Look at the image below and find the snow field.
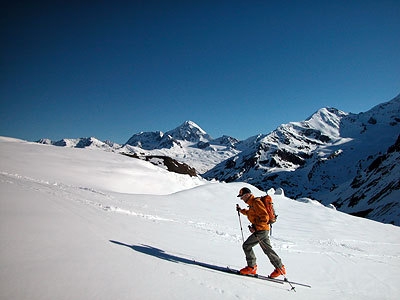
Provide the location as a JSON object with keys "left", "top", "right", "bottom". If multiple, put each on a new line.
{"left": 1, "top": 137, "right": 400, "bottom": 300}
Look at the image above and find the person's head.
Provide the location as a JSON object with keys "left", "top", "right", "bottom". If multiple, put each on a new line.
{"left": 237, "top": 187, "right": 252, "bottom": 202}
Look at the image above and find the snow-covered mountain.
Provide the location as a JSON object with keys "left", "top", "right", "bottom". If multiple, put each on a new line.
{"left": 125, "top": 121, "right": 213, "bottom": 149}
{"left": 120, "top": 121, "right": 240, "bottom": 173}
{"left": 36, "top": 95, "right": 400, "bottom": 225}
{"left": 38, "top": 121, "right": 239, "bottom": 174}
{"left": 37, "top": 136, "right": 121, "bottom": 151}
{"left": 204, "top": 95, "right": 400, "bottom": 225}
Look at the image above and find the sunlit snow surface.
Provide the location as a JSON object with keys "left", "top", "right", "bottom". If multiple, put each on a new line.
{"left": 1, "top": 137, "right": 399, "bottom": 300}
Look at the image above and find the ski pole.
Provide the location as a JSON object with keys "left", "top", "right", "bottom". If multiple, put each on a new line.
{"left": 236, "top": 204, "right": 245, "bottom": 244}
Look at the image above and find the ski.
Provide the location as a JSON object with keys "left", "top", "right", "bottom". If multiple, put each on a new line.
{"left": 193, "top": 260, "right": 280, "bottom": 283}
{"left": 280, "top": 278, "right": 311, "bottom": 288}
{"left": 225, "top": 267, "right": 284, "bottom": 284}
{"left": 193, "top": 261, "right": 311, "bottom": 288}
{"left": 226, "top": 267, "right": 311, "bottom": 288}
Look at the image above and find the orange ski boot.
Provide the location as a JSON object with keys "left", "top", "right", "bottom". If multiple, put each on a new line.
{"left": 239, "top": 265, "right": 257, "bottom": 275}
{"left": 269, "top": 265, "right": 286, "bottom": 278}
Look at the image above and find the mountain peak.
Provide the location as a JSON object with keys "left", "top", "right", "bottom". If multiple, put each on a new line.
{"left": 183, "top": 120, "right": 203, "bottom": 129}
{"left": 165, "top": 120, "right": 212, "bottom": 143}
{"left": 303, "top": 107, "right": 347, "bottom": 137}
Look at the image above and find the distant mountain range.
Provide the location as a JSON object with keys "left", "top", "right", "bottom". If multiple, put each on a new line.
{"left": 37, "top": 95, "right": 400, "bottom": 225}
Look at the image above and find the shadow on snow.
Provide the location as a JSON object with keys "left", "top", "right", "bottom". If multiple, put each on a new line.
{"left": 109, "top": 240, "right": 231, "bottom": 273}
{"left": 109, "top": 240, "right": 295, "bottom": 290}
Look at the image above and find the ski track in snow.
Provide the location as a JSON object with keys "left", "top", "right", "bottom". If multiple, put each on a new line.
{"left": 0, "top": 171, "right": 242, "bottom": 243}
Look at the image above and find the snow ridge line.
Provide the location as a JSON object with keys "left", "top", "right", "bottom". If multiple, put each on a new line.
{"left": 0, "top": 171, "right": 107, "bottom": 196}
{"left": 103, "top": 205, "right": 176, "bottom": 222}
{"left": 0, "top": 171, "right": 113, "bottom": 207}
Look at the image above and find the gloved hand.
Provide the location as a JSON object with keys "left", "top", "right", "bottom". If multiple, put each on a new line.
{"left": 236, "top": 204, "right": 241, "bottom": 212}
{"left": 248, "top": 224, "right": 256, "bottom": 233}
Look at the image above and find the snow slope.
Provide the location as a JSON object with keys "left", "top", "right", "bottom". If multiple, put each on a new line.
{"left": 1, "top": 137, "right": 400, "bottom": 300}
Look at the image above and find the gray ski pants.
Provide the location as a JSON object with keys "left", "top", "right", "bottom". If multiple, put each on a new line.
{"left": 243, "top": 230, "right": 283, "bottom": 269}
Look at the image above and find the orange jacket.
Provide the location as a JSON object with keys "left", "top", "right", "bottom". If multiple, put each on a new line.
{"left": 239, "top": 195, "right": 270, "bottom": 231}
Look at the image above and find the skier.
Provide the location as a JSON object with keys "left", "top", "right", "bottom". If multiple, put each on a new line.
{"left": 236, "top": 187, "right": 286, "bottom": 278}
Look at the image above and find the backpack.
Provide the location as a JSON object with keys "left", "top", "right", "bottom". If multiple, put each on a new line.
{"left": 260, "top": 195, "right": 277, "bottom": 224}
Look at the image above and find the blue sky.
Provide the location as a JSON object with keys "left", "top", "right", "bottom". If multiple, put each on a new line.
{"left": 1, "top": 0, "right": 399, "bottom": 144}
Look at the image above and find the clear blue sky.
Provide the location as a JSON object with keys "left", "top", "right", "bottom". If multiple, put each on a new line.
{"left": 1, "top": 0, "right": 399, "bottom": 143}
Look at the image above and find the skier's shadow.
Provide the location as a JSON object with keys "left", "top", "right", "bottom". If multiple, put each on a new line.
{"left": 109, "top": 240, "right": 228, "bottom": 273}
{"left": 109, "top": 240, "right": 288, "bottom": 291}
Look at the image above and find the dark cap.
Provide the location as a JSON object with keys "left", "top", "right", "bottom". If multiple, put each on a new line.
{"left": 237, "top": 187, "right": 251, "bottom": 197}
